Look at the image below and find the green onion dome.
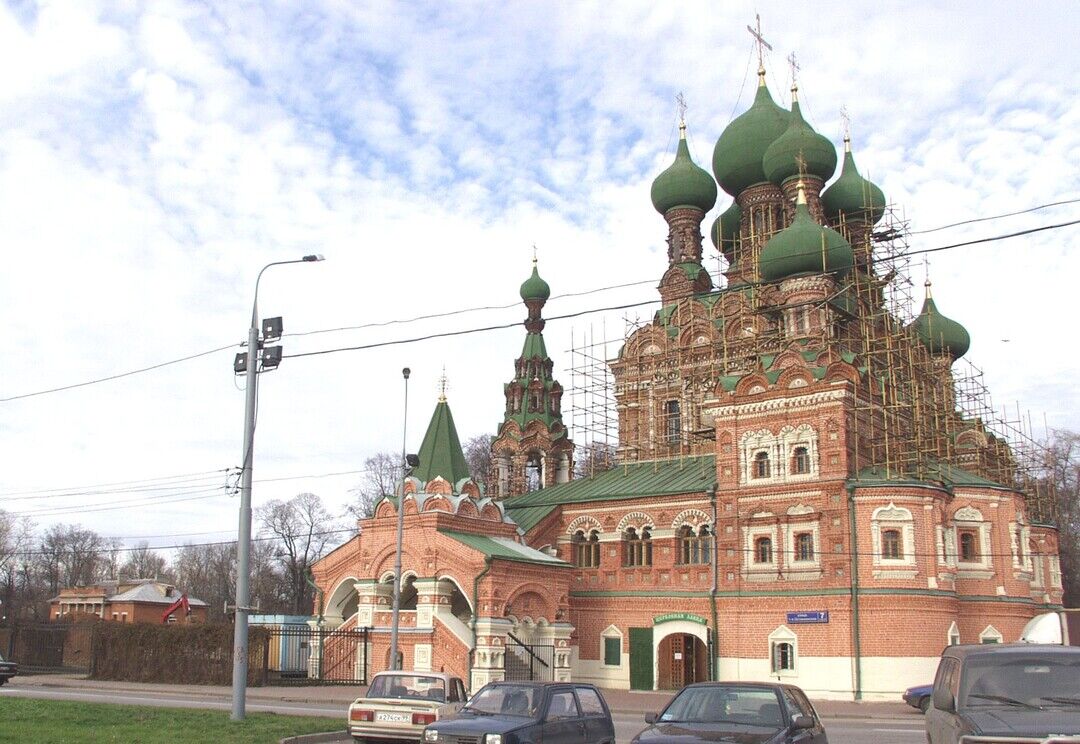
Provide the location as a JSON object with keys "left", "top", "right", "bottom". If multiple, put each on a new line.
{"left": 712, "top": 72, "right": 791, "bottom": 197}
{"left": 520, "top": 259, "right": 551, "bottom": 301}
{"left": 821, "top": 137, "right": 886, "bottom": 224}
{"left": 908, "top": 283, "right": 970, "bottom": 359}
{"left": 760, "top": 185, "right": 854, "bottom": 282}
{"left": 710, "top": 201, "right": 742, "bottom": 259}
{"left": 762, "top": 92, "right": 837, "bottom": 185}
{"left": 650, "top": 125, "right": 718, "bottom": 215}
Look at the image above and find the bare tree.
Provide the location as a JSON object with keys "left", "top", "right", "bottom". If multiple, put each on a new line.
{"left": 37, "top": 524, "right": 110, "bottom": 596}
{"left": 464, "top": 434, "right": 493, "bottom": 491}
{"left": 348, "top": 452, "right": 400, "bottom": 519}
{"left": 172, "top": 542, "right": 236, "bottom": 622}
{"left": 575, "top": 441, "right": 616, "bottom": 479}
{"left": 256, "top": 492, "right": 339, "bottom": 615}
{"left": 250, "top": 538, "right": 288, "bottom": 615}
{"left": 1043, "top": 429, "right": 1080, "bottom": 607}
{"left": 121, "top": 541, "right": 171, "bottom": 582}
{"left": 0, "top": 511, "right": 34, "bottom": 622}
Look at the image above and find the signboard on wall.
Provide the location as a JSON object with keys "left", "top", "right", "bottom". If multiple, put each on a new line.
{"left": 654, "top": 612, "right": 708, "bottom": 626}
{"left": 786, "top": 611, "right": 829, "bottom": 624}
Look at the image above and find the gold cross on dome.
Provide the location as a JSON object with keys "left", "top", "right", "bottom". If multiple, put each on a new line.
{"left": 788, "top": 52, "right": 800, "bottom": 90}
{"left": 438, "top": 367, "right": 449, "bottom": 402}
{"left": 676, "top": 92, "right": 687, "bottom": 127}
{"left": 747, "top": 13, "right": 773, "bottom": 72}
{"left": 840, "top": 105, "right": 851, "bottom": 141}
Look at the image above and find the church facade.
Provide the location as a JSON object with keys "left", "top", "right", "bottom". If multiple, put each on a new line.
{"left": 311, "top": 61, "right": 1064, "bottom": 699}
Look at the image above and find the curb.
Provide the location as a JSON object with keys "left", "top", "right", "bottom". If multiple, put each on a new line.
{"left": 280, "top": 732, "right": 349, "bottom": 744}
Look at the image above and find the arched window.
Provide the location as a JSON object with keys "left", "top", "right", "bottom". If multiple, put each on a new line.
{"left": 572, "top": 529, "right": 600, "bottom": 568}
{"left": 664, "top": 400, "right": 681, "bottom": 445}
{"left": 772, "top": 642, "right": 795, "bottom": 672}
{"left": 790, "top": 446, "right": 810, "bottom": 475}
{"left": 676, "top": 525, "right": 712, "bottom": 565}
{"left": 623, "top": 526, "right": 653, "bottom": 567}
{"left": 882, "top": 529, "right": 902, "bottom": 560}
{"left": 753, "top": 451, "right": 770, "bottom": 479}
{"left": 755, "top": 536, "right": 773, "bottom": 564}
{"left": 795, "top": 533, "right": 814, "bottom": 561}
{"left": 959, "top": 530, "right": 978, "bottom": 562}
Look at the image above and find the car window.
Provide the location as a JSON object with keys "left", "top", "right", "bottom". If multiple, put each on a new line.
{"left": 546, "top": 690, "right": 579, "bottom": 721}
{"left": 660, "top": 686, "right": 782, "bottom": 726}
{"left": 367, "top": 674, "right": 447, "bottom": 701}
{"left": 959, "top": 653, "right": 1080, "bottom": 707}
{"left": 452, "top": 679, "right": 466, "bottom": 702}
{"left": 466, "top": 684, "right": 539, "bottom": 717}
{"left": 575, "top": 687, "right": 605, "bottom": 716}
{"left": 790, "top": 688, "right": 817, "bottom": 719}
{"left": 781, "top": 688, "right": 808, "bottom": 719}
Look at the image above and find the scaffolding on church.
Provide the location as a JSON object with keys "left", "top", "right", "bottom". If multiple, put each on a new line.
{"left": 566, "top": 321, "right": 620, "bottom": 476}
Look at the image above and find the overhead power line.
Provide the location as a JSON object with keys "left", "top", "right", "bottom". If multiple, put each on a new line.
{"left": 1, "top": 212, "right": 1077, "bottom": 403}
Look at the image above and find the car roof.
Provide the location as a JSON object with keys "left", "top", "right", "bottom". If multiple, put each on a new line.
{"left": 943, "top": 643, "right": 1080, "bottom": 659}
{"left": 682, "top": 681, "right": 788, "bottom": 690}
{"left": 370, "top": 670, "right": 459, "bottom": 681}
{"left": 487, "top": 681, "right": 596, "bottom": 688}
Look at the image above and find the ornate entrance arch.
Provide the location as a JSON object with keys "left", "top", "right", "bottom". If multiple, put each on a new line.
{"left": 654, "top": 620, "right": 709, "bottom": 690}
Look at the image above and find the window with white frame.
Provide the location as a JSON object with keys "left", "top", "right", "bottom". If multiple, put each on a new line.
{"left": 979, "top": 625, "right": 1003, "bottom": 644}
{"left": 870, "top": 503, "right": 916, "bottom": 574}
{"left": 1010, "top": 520, "right": 1033, "bottom": 573}
{"left": 743, "top": 521, "right": 778, "bottom": 578}
{"left": 740, "top": 426, "right": 819, "bottom": 486}
{"left": 601, "top": 625, "right": 623, "bottom": 667}
{"left": 752, "top": 451, "right": 771, "bottom": 479}
{"left": 1050, "top": 556, "right": 1063, "bottom": 588}
{"left": 795, "top": 532, "right": 814, "bottom": 561}
{"left": 783, "top": 506, "right": 821, "bottom": 574}
{"left": 953, "top": 506, "right": 993, "bottom": 571}
{"left": 947, "top": 621, "right": 960, "bottom": 647}
{"left": 768, "top": 626, "right": 798, "bottom": 676}
{"left": 755, "top": 536, "right": 773, "bottom": 563}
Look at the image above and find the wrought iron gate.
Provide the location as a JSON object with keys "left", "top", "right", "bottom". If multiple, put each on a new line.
{"left": 260, "top": 625, "right": 369, "bottom": 685}
{"left": 503, "top": 632, "right": 554, "bottom": 681}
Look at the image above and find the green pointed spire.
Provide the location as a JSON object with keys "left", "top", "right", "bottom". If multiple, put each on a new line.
{"left": 413, "top": 397, "right": 471, "bottom": 486}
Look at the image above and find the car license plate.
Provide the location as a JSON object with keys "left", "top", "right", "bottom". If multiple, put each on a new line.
{"left": 376, "top": 712, "right": 411, "bottom": 723}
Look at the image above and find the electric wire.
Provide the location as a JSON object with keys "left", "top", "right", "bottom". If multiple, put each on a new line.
{"left": 1, "top": 209, "right": 1076, "bottom": 403}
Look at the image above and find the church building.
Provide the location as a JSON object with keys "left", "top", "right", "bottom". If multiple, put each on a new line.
{"left": 311, "top": 52, "right": 1064, "bottom": 699}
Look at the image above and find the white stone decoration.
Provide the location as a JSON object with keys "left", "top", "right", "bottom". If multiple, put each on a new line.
{"left": 870, "top": 503, "right": 916, "bottom": 578}
{"left": 768, "top": 625, "right": 798, "bottom": 677}
{"left": 739, "top": 424, "right": 819, "bottom": 486}
{"left": 617, "top": 511, "right": 655, "bottom": 533}
{"left": 671, "top": 508, "right": 711, "bottom": 530}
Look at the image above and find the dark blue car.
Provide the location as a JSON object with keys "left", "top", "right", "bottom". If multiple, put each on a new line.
{"left": 903, "top": 684, "right": 933, "bottom": 713}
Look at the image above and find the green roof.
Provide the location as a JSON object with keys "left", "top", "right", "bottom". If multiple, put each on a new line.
{"left": 438, "top": 530, "right": 569, "bottom": 566}
{"left": 413, "top": 399, "right": 471, "bottom": 485}
{"left": 521, "top": 332, "right": 548, "bottom": 361}
{"left": 762, "top": 99, "right": 837, "bottom": 185}
{"left": 851, "top": 462, "right": 1009, "bottom": 490}
{"left": 760, "top": 200, "right": 853, "bottom": 282}
{"left": 821, "top": 145, "right": 886, "bottom": 224}
{"left": 908, "top": 293, "right": 970, "bottom": 360}
{"left": 713, "top": 76, "right": 790, "bottom": 197}
{"left": 651, "top": 134, "right": 718, "bottom": 215}
{"left": 505, "top": 455, "right": 716, "bottom": 531}
{"left": 520, "top": 262, "right": 551, "bottom": 301}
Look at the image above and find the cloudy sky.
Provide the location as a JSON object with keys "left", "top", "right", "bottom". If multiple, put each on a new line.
{"left": 2, "top": 1, "right": 1078, "bottom": 558}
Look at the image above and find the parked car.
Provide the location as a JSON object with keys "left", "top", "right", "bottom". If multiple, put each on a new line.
{"left": 0, "top": 652, "right": 17, "bottom": 685}
{"left": 903, "top": 683, "right": 934, "bottom": 713}
{"left": 632, "top": 681, "right": 828, "bottom": 744}
{"left": 423, "top": 681, "right": 615, "bottom": 744}
{"left": 925, "top": 643, "right": 1080, "bottom": 744}
{"left": 348, "top": 671, "right": 468, "bottom": 744}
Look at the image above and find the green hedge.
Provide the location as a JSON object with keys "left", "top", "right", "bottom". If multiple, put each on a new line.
{"left": 90, "top": 623, "right": 270, "bottom": 686}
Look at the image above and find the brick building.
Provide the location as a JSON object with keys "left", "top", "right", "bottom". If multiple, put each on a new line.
{"left": 312, "top": 62, "right": 1064, "bottom": 699}
{"left": 50, "top": 579, "right": 208, "bottom": 624}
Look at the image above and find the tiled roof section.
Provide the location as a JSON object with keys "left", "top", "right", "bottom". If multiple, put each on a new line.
{"left": 438, "top": 530, "right": 569, "bottom": 566}
{"left": 505, "top": 455, "right": 717, "bottom": 531}
{"left": 414, "top": 400, "right": 471, "bottom": 486}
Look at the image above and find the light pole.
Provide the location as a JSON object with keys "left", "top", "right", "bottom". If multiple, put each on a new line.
{"left": 388, "top": 367, "right": 410, "bottom": 672}
{"left": 231, "top": 254, "right": 323, "bottom": 721}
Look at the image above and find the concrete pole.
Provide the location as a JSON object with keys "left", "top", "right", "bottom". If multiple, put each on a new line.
{"left": 389, "top": 367, "right": 410, "bottom": 671}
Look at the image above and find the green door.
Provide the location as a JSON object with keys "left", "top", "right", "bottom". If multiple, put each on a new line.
{"left": 629, "top": 627, "right": 653, "bottom": 690}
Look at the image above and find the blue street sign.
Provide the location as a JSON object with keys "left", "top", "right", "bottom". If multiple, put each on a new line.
{"left": 786, "top": 611, "right": 829, "bottom": 624}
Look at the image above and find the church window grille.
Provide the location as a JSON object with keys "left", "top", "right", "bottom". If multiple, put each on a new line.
{"left": 754, "top": 536, "right": 773, "bottom": 564}
{"left": 573, "top": 529, "right": 601, "bottom": 568}
{"left": 664, "top": 400, "right": 681, "bottom": 444}
{"left": 959, "top": 530, "right": 979, "bottom": 562}
{"left": 795, "top": 533, "right": 814, "bottom": 561}
{"left": 753, "top": 451, "right": 771, "bottom": 479}
{"left": 882, "top": 529, "right": 902, "bottom": 560}
{"left": 790, "top": 446, "right": 810, "bottom": 475}
{"left": 771, "top": 642, "right": 795, "bottom": 672}
{"left": 677, "top": 525, "right": 711, "bottom": 565}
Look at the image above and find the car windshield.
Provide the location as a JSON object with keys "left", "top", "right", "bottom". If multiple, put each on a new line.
{"left": 659, "top": 687, "right": 784, "bottom": 727}
{"left": 960, "top": 654, "right": 1080, "bottom": 708}
{"left": 465, "top": 685, "right": 539, "bottom": 717}
{"left": 367, "top": 674, "right": 447, "bottom": 702}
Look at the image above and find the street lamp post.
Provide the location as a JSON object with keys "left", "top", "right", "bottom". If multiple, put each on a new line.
{"left": 388, "top": 367, "right": 411, "bottom": 672}
{"left": 231, "top": 254, "right": 323, "bottom": 721}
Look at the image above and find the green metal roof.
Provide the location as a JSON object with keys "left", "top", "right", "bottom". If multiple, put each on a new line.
{"left": 505, "top": 455, "right": 717, "bottom": 531}
{"left": 821, "top": 147, "right": 886, "bottom": 225}
{"left": 851, "top": 462, "right": 1009, "bottom": 490}
{"left": 520, "top": 262, "right": 551, "bottom": 301}
{"left": 651, "top": 135, "right": 718, "bottom": 215}
{"left": 438, "top": 530, "right": 569, "bottom": 566}
{"left": 413, "top": 399, "right": 471, "bottom": 486}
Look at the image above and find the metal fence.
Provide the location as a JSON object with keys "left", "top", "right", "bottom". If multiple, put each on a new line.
{"left": 504, "top": 632, "right": 553, "bottom": 682}
{"left": 2, "top": 623, "right": 96, "bottom": 674}
{"left": 257, "top": 624, "right": 369, "bottom": 686}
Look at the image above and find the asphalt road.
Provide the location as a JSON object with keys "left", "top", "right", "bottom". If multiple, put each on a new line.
{"left": 1, "top": 685, "right": 928, "bottom": 744}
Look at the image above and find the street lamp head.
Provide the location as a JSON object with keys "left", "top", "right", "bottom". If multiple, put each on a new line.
{"left": 402, "top": 367, "right": 411, "bottom": 380}
{"left": 302, "top": 254, "right": 325, "bottom": 262}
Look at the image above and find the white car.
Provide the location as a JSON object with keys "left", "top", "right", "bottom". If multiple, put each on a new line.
{"left": 349, "top": 671, "right": 468, "bottom": 744}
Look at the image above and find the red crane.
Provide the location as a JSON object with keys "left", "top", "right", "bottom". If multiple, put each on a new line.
{"left": 161, "top": 594, "right": 191, "bottom": 624}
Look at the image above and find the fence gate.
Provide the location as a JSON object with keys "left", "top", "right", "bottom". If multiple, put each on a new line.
{"left": 5, "top": 623, "right": 96, "bottom": 674}
{"left": 503, "top": 632, "right": 554, "bottom": 682}
{"left": 259, "top": 624, "right": 369, "bottom": 686}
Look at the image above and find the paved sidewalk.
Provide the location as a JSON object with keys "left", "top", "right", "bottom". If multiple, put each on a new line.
{"left": 9, "top": 673, "right": 915, "bottom": 720}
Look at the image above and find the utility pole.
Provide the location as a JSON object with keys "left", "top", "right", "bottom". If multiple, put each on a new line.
{"left": 389, "top": 367, "right": 411, "bottom": 672}
{"left": 230, "top": 255, "right": 323, "bottom": 721}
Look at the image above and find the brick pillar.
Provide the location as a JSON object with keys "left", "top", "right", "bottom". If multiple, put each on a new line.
{"left": 471, "top": 617, "right": 513, "bottom": 691}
